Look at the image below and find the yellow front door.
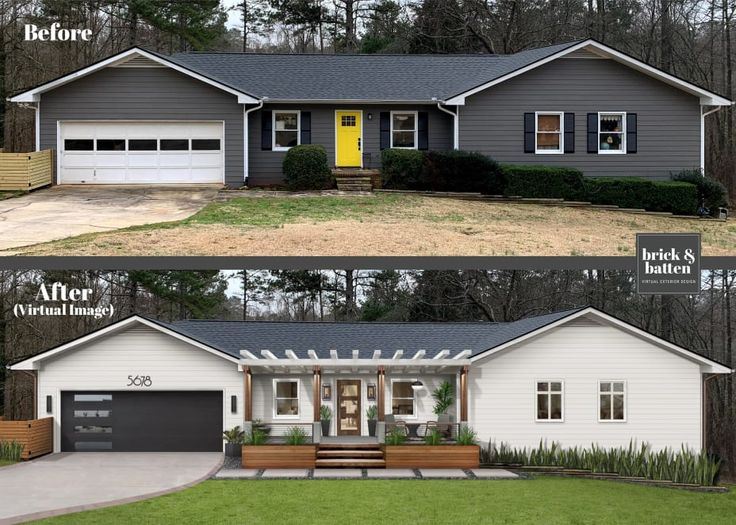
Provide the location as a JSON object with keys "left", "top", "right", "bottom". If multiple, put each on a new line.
{"left": 335, "top": 111, "right": 362, "bottom": 167}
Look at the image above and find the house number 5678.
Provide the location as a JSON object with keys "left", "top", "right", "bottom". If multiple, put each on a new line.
{"left": 127, "top": 375, "right": 152, "bottom": 387}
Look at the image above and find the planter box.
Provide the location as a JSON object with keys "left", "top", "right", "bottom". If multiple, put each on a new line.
{"left": 0, "top": 417, "right": 53, "bottom": 460}
{"left": 383, "top": 445, "right": 479, "bottom": 469}
{"left": 242, "top": 445, "right": 316, "bottom": 469}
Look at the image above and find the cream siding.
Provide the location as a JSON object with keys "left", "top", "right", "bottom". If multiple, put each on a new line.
{"left": 469, "top": 322, "right": 703, "bottom": 450}
{"left": 36, "top": 325, "right": 243, "bottom": 453}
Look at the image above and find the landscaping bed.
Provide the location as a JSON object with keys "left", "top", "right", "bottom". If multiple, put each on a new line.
{"left": 242, "top": 445, "right": 317, "bottom": 469}
{"left": 383, "top": 444, "right": 479, "bottom": 468}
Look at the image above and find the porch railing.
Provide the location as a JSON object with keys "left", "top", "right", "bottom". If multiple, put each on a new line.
{"left": 385, "top": 421, "right": 461, "bottom": 442}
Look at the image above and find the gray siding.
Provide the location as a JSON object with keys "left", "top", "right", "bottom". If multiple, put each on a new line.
{"left": 460, "top": 57, "right": 701, "bottom": 179}
{"left": 40, "top": 67, "right": 244, "bottom": 185}
{"left": 247, "top": 104, "right": 453, "bottom": 186}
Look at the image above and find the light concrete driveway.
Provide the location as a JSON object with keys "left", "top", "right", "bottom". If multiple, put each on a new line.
{"left": 0, "top": 185, "right": 219, "bottom": 251}
{"left": 0, "top": 452, "right": 223, "bottom": 524}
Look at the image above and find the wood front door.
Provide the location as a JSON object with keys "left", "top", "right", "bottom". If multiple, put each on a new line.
{"left": 335, "top": 111, "right": 362, "bottom": 167}
{"left": 337, "top": 380, "right": 361, "bottom": 436}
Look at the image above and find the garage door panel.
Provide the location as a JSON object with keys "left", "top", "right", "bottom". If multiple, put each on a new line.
{"left": 61, "top": 391, "right": 223, "bottom": 452}
{"left": 59, "top": 122, "right": 223, "bottom": 184}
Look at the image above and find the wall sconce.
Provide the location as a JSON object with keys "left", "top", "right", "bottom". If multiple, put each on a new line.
{"left": 322, "top": 383, "right": 332, "bottom": 401}
{"left": 231, "top": 395, "right": 238, "bottom": 414}
{"left": 367, "top": 113, "right": 373, "bottom": 121}
{"left": 411, "top": 380, "right": 424, "bottom": 391}
{"left": 46, "top": 395, "right": 53, "bottom": 414}
{"left": 367, "top": 383, "right": 376, "bottom": 400}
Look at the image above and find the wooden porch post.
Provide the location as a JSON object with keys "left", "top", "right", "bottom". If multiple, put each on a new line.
{"left": 460, "top": 366, "right": 468, "bottom": 422}
{"left": 377, "top": 366, "right": 385, "bottom": 421}
{"left": 313, "top": 366, "right": 321, "bottom": 422}
{"left": 243, "top": 367, "right": 252, "bottom": 422}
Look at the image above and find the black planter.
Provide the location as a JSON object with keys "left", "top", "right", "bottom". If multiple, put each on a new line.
{"left": 368, "top": 420, "right": 377, "bottom": 437}
{"left": 321, "top": 419, "right": 331, "bottom": 437}
{"left": 225, "top": 443, "right": 242, "bottom": 457}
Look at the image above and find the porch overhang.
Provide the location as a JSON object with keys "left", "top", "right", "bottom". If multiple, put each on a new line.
{"left": 239, "top": 348, "right": 471, "bottom": 373}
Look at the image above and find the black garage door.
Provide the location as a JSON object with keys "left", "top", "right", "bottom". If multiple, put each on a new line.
{"left": 61, "top": 391, "right": 222, "bottom": 452}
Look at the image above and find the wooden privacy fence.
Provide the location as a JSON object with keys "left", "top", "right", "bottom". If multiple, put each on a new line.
{"left": 0, "top": 417, "right": 53, "bottom": 460}
{"left": 0, "top": 150, "right": 53, "bottom": 191}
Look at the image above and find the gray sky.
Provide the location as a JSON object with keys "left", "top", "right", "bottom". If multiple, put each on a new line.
{"left": 222, "top": 0, "right": 242, "bottom": 30}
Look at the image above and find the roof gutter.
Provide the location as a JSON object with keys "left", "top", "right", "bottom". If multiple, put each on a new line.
{"left": 435, "top": 99, "right": 459, "bottom": 150}
{"left": 243, "top": 99, "right": 264, "bottom": 185}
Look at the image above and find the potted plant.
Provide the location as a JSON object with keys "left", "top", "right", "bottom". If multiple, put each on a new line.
{"left": 320, "top": 405, "right": 332, "bottom": 437}
{"left": 223, "top": 426, "right": 245, "bottom": 457}
{"left": 366, "top": 404, "right": 378, "bottom": 437}
{"left": 432, "top": 381, "right": 454, "bottom": 417}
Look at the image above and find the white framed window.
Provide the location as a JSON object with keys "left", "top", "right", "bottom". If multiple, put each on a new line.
{"left": 535, "top": 112, "right": 564, "bottom": 154}
{"left": 390, "top": 111, "right": 418, "bottom": 149}
{"left": 273, "top": 110, "right": 300, "bottom": 151}
{"left": 598, "top": 112, "right": 626, "bottom": 154}
{"left": 390, "top": 379, "right": 417, "bottom": 418}
{"left": 599, "top": 380, "right": 626, "bottom": 422}
{"left": 536, "top": 380, "right": 563, "bottom": 421}
{"left": 273, "top": 378, "right": 300, "bottom": 419}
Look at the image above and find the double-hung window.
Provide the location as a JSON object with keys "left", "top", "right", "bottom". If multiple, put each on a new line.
{"left": 273, "top": 111, "right": 300, "bottom": 151}
{"left": 536, "top": 381, "right": 563, "bottom": 421}
{"left": 599, "top": 381, "right": 626, "bottom": 421}
{"left": 390, "top": 112, "right": 418, "bottom": 149}
{"left": 598, "top": 112, "right": 626, "bottom": 153}
{"left": 391, "top": 380, "right": 416, "bottom": 417}
{"left": 535, "top": 112, "right": 564, "bottom": 154}
{"left": 274, "top": 378, "right": 300, "bottom": 418}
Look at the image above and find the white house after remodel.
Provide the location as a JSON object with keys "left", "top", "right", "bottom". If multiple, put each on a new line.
{"left": 7, "top": 306, "right": 730, "bottom": 455}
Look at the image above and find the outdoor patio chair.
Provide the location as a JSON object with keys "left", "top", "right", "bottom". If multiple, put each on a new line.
{"left": 418, "top": 420, "right": 438, "bottom": 438}
{"left": 437, "top": 414, "right": 453, "bottom": 439}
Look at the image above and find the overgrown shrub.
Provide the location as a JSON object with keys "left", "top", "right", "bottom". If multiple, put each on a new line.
{"left": 502, "top": 165, "right": 587, "bottom": 200}
{"left": 422, "top": 150, "right": 503, "bottom": 193}
{"left": 672, "top": 169, "right": 729, "bottom": 214}
{"left": 282, "top": 145, "right": 333, "bottom": 191}
{"left": 381, "top": 148, "right": 423, "bottom": 189}
{"left": 0, "top": 440, "right": 24, "bottom": 462}
{"left": 482, "top": 439, "right": 721, "bottom": 486}
{"left": 587, "top": 178, "right": 698, "bottom": 215}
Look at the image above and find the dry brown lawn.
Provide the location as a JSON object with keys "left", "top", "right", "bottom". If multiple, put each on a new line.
{"left": 12, "top": 194, "right": 736, "bottom": 256}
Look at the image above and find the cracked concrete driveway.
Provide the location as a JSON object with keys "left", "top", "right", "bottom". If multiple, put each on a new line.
{"left": 0, "top": 452, "right": 223, "bottom": 524}
{"left": 0, "top": 185, "right": 219, "bottom": 252}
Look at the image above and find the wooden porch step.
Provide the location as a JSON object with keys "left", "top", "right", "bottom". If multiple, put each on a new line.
{"left": 315, "top": 458, "right": 386, "bottom": 468}
{"left": 318, "top": 443, "right": 380, "bottom": 450}
{"left": 317, "top": 450, "right": 384, "bottom": 458}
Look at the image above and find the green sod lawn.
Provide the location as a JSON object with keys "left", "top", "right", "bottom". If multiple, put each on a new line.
{"left": 34, "top": 477, "right": 736, "bottom": 525}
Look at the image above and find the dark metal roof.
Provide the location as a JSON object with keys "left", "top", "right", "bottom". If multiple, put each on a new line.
{"left": 168, "top": 41, "right": 581, "bottom": 101}
{"left": 159, "top": 308, "right": 583, "bottom": 360}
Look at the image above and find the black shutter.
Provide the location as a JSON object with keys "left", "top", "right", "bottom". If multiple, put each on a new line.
{"left": 564, "top": 112, "right": 575, "bottom": 153}
{"left": 417, "top": 112, "right": 429, "bottom": 150}
{"left": 261, "top": 110, "right": 272, "bottom": 150}
{"left": 523, "top": 113, "right": 535, "bottom": 153}
{"left": 587, "top": 113, "right": 598, "bottom": 153}
{"left": 626, "top": 113, "right": 637, "bottom": 153}
{"left": 380, "top": 112, "right": 391, "bottom": 150}
{"left": 300, "top": 112, "right": 311, "bottom": 145}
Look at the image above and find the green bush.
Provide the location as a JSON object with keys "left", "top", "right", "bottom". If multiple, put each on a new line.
{"left": 384, "top": 426, "right": 408, "bottom": 445}
{"left": 282, "top": 145, "right": 333, "bottom": 191}
{"left": 481, "top": 439, "right": 721, "bottom": 486}
{"left": 0, "top": 440, "right": 24, "bottom": 462}
{"left": 587, "top": 178, "right": 698, "bottom": 215}
{"left": 672, "top": 169, "right": 729, "bottom": 214}
{"left": 502, "top": 165, "right": 587, "bottom": 200}
{"left": 421, "top": 150, "right": 503, "bottom": 194}
{"left": 319, "top": 405, "right": 332, "bottom": 420}
{"left": 284, "top": 426, "right": 310, "bottom": 445}
{"left": 243, "top": 428, "right": 268, "bottom": 446}
{"left": 424, "top": 429, "right": 443, "bottom": 445}
{"left": 456, "top": 425, "right": 478, "bottom": 446}
{"left": 381, "top": 148, "right": 423, "bottom": 189}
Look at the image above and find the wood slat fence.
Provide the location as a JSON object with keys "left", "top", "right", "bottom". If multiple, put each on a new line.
{"left": 0, "top": 417, "right": 54, "bottom": 460}
{"left": 0, "top": 150, "right": 53, "bottom": 191}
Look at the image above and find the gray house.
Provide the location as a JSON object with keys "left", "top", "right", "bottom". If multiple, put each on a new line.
{"left": 9, "top": 39, "right": 732, "bottom": 187}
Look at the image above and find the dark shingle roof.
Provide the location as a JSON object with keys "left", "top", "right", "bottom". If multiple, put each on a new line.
{"left": 158, "top": 308, "right": 583, "bottom": 360}
{"left": 167, "top": 41, "right": 580, "bottom": 101}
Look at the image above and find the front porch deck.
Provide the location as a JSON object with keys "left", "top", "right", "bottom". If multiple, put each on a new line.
{"left": 320, "top": 436, "right": 378, "bottom": 445}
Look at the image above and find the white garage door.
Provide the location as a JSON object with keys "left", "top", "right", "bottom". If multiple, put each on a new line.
{"left": 59, "top": 121, "right": 224, "bottom": 184}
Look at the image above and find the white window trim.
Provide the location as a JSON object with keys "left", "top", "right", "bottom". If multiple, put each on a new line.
{"left": 273, "top": 378, "right": 301, "bottom": 419}
{"left": 389, "top": 378, "right": 418, "bottom": 419}
{"left": 598, "top": 380, "right": 627, "bottom": 423}
{"left": 597, "top": 111, "right": 627, "bottom": 155}
{"left": 390, "top": 111, "right": 419, "bottom": 150}
{"left": 534, "top": 111, "right": 564, "bottom": 154}
{"left": 535, "top": 379, "right": 564, "bottom": 422}
{"left": 272, "top": 110, "right": 301, "bottom": 152}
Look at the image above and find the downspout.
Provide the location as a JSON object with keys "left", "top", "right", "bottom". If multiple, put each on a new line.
{"left": 702, "top": 373, "right": 719, "bottom": 451}
{"left": 17, "top": 102, "right": 40, "bottom": 152}
{"left": 700, "top": 106, "right": 722, "bottom": 174}
{"left": 243, "top": 100, "right": 264, "bottom": 186}
{"left": 435, "top": 100, "right": 459, "bottom": 150}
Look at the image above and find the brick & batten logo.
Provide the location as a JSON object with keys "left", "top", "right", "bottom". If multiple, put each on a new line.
{"left": 636, "top": 233, "right": 701, "bottom": 294}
